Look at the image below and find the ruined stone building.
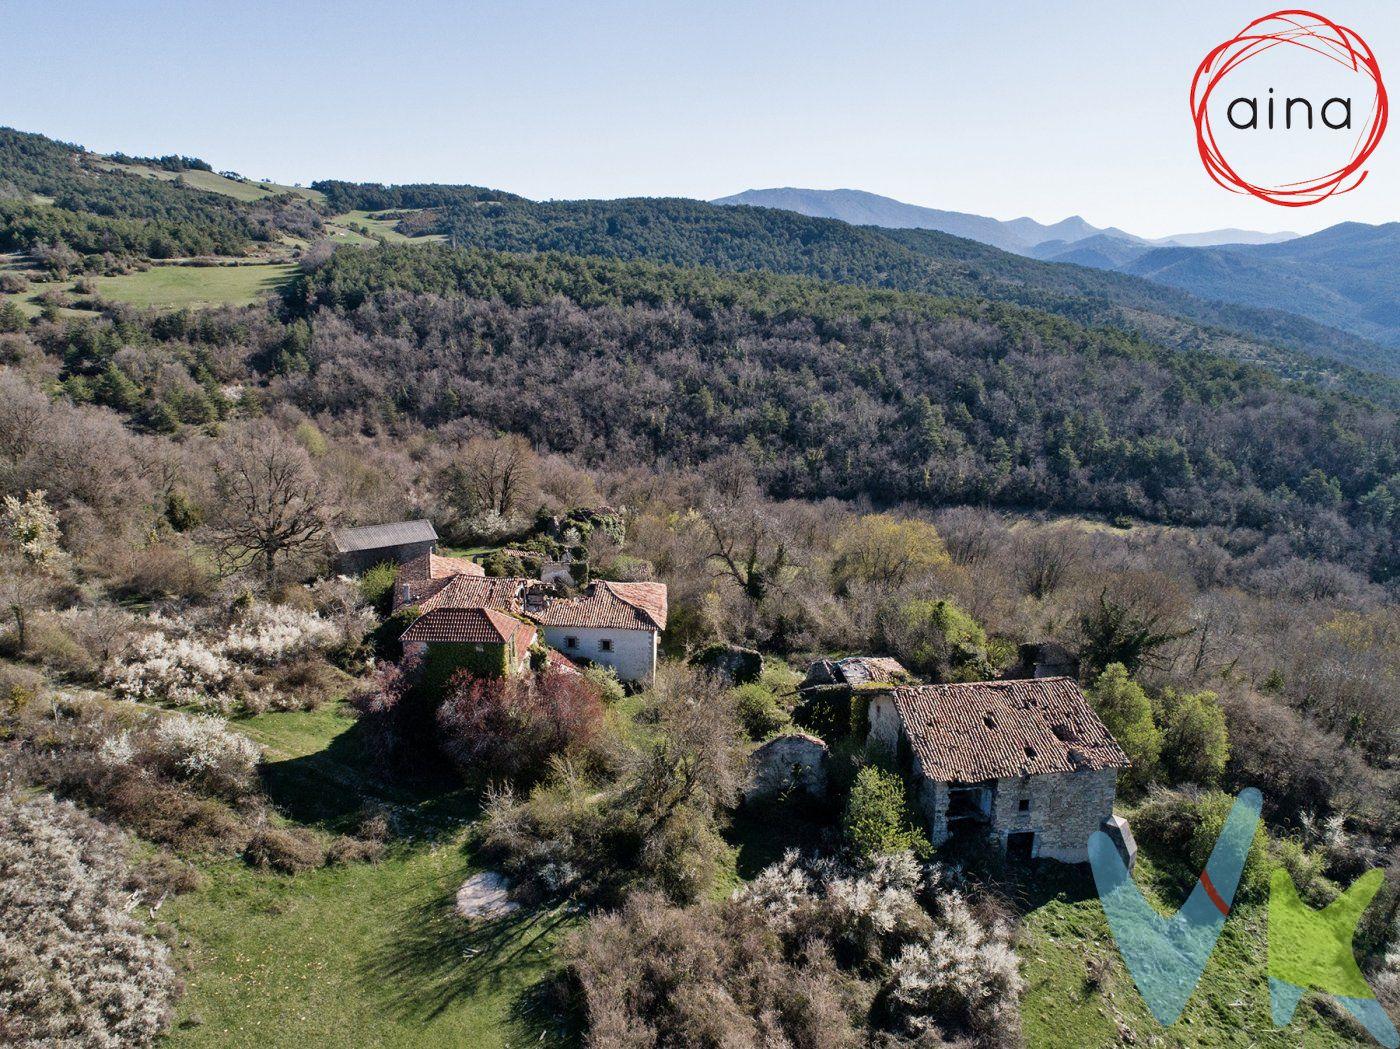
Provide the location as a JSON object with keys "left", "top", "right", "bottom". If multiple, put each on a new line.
{"left": 866, "top": 677, "right": 1130, "bottom": 863}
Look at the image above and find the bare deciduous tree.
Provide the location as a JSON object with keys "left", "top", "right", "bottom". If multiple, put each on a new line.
{"left": 208, "top": 425, "right": 332, "bottom": 578}
{"left": 442, "top": 436, "right": 537, "bottom": 517}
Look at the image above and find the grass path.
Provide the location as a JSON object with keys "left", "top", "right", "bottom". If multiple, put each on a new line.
{"left": 162, "top": 704, "right": 575, "bottom": 1048}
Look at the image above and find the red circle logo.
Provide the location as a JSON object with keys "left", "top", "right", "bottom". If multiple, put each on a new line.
{"left": 1191, "top": 10, "right": 1388, "bottom": 206}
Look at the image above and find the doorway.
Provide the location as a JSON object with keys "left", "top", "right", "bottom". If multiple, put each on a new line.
{"left": 1006, "top": 831, "right": 1035, "bottom": 862}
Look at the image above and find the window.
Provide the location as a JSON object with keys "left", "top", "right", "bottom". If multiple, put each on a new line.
{"left": 1018, "top": 798, "right": 1031, "bottom": 813}
{"left": 564, "top": 636, "right": 578, "bottom": 650}
{"left": 473, "top": 644, "right": 484, "bottom": 653}
{"left": 599, "top": 638, "right": 614, "bottom": 653}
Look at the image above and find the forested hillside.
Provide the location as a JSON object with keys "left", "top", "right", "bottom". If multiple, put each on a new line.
{"left": 380, "top": 192, "right": 1398, "bottom": 381}
{"left": 0, "top": 128, "right": 319, "bottom": 256}
{"left": 1, "top": 126, "right": 1398, "bottom": 1049}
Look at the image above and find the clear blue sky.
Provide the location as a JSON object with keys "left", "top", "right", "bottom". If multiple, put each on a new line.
{"left": 6, "top": 0, "right": 1396, "bottom": 237}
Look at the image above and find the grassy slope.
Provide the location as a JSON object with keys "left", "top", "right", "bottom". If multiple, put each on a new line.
{"left": 325, "top": 209, "right": 445, "bottom": 245}
{"left": 163, "top": 703, "right": 573, "bottom": 1049}
{"left": 101, "top": 161, "right": 325, "bottom": 203}
{"left": 93, "top": 263, "right": 296, "bottom": 309}
{"left": 1019, "top": 855, "right": 1370, "bottom": 1046}
{"left": 158, "top": 693, "right": 1377, "bottom": 1048}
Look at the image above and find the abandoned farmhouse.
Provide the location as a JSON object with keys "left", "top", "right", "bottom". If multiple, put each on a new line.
{"left": 346, "top": 519, "right": 1133, "bottom": 864}
{"left": 866, "top": 677, "right": 1130, "bottom": 863}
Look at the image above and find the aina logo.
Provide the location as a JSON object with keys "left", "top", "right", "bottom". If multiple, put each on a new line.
{"left": 1190, "top": 10, "right": 1388, "bottom": 205}
{"left": 1089, "top": 788, "right": 1399, "bottom": 1046}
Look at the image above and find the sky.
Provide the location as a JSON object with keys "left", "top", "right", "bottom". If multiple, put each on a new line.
{"left": 5, "top": 0, "right": 1397, "bottom": 238}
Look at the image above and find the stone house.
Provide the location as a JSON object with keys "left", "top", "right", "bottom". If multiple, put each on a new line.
{"left": 401, "top": 606, "right": 536, "bottom": 690}
{"left": 333, "top": 519, "right": 440, "bottom": 575}
{"left": 866, "top": 677, "right": 1130, "bottom": 863}
{"left": 397, "top": 570, "right": 667, "bottom": 683}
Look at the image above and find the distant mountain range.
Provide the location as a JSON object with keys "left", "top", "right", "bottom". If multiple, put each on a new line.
{"left": 716, "top": 187, "right": 1395, "bottom": 350}
{"left": 712, "top": 187, "right": 1297, "bottom": 254}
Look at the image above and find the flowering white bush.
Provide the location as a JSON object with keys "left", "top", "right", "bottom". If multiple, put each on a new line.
{"left": 146, "top": 712, "right": 261, "bottom": 797}
{"left": 222, "top": 601, "right": 342, "bottom": 664}
{"left": 737, "top": 849, "right": 1022, "bottom": 1041}
{"left": 0, "top": 791, "right": 177, "bottom": 1047}
{"left": 97, "top": 730, "right": 136, "bottom": 768}
{"left": 889, "top": 890, "right": 1023, "bottom": 1034}
{"left": 108, "top": 632, "right": 237, "bottom": 710}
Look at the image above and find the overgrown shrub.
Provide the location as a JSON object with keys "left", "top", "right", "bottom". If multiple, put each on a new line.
{"left": 1086, "top": 663, "right": 1161, "bottom": 791}
{"left": 244, "top": 825, "right": 327, "bottom": 873}
{"left": 844, "top": 766, "right": 927, "bottom": 863}
{"left": 107, "top": 631, "right": 237, "bottom": 710}
{"left": 437, "top": 667, "right": 605, "bottom": 784}
{"left": 144, "top": 711, "right": 261, "bottom": 799}
{"left": 733, "top": 681, "right": 789, "bottom": 739}
{"left": 581, "top": 663, "right": 625, "bottom": 704}
{"left": 0, "top": 791, "right": 178, "bottom": 1047}
{"left": 358, "top": 561, "right": 398, "bottom": 613}
{"left": 567, "top": 889, "right": 862, "bottom": 1048}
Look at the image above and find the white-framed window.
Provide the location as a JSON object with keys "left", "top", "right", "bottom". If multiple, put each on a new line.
{"left": 473, "top": 643, "right": 484, "bottom": 653}
{"left": 599, "top": 638, "right": 614, "bottom": 653}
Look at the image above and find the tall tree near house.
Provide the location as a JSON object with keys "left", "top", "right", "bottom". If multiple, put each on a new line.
{"left": 1077, "top": 581, "right": 1192, "bottom": 677}
{"left": 208, "top": 424, "right": 332, "bottom": 578}
{"left": 442, "top": 435, "right": 537, "bottom": 517}
{"left": 701, "top": 492, "right": 796, "bottom": 604}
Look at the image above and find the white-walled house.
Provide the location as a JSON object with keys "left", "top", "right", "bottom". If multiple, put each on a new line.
{"left": 398, "top": 571, "right": 667, "bottom": 682}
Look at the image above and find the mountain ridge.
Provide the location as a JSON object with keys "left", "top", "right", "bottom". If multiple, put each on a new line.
{"left": 713, "top": 186, "right": 1296, "bottom": 254}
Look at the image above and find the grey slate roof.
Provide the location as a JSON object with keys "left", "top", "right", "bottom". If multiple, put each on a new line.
{"left": 333, "top": 519, "right": 438, "bottom": 554}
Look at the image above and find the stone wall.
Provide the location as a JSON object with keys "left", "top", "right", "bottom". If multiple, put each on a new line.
{"left": 988, "top": 768, "right": 1118, "bottom": 863}
{"left": 337, "top": 539, "right": 436, "bottom": 575}
{"left": 745, "top": 733, "right": 829, "bottom": 801}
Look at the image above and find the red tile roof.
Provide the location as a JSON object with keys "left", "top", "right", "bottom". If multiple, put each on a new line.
{"left": 401, "top": 606, "right": 536, "bottom": 648}
{"left": 412, "top": 576, "right": 666, "bottom": 632}
{"left": 889, "top": 677, "right": 1130, "bottom": 784}
{"left": 393, "top": 552, "right": 486, "bottom": 611}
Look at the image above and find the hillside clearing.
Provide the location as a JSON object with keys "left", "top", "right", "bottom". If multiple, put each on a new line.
{"left": 163, "top": 703, "right": 574, "bottom": 1049}
{"left": 99, "top": 160, "right": 325, "bottom": 203}
{"left": 94, "top": 263, "right": 296, "bottom": 309}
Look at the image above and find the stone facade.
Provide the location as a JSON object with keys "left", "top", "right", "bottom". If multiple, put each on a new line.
{"left": 337, "top": 538, "right": 435, "bottom": 576}
{"left": 745, "top": 733, "right": 829, "bottom": 802}
{"left": 867, "top": 690, "right": 1122, "bottom": 863}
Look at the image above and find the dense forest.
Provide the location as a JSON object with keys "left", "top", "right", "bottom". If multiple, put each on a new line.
{"left": 0, "top": 128, "right": 318, "bottom": 256}
{"left": 384, "top": 193, "right": 1399, "bottom": 383}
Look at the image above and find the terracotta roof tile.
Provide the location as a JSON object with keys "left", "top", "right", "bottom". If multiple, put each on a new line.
{"left": 890, "top": 677, "right": 1129, "bottom": 784}
{"left": 413, "top": 577, "right": 666, "bottom": 632}
{"left": 401, "top": 606, "right": 535, "bottom": 646}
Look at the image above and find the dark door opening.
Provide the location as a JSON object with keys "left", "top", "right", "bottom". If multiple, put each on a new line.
{"left": 1006, "top": 831, "right": 1035, "bottom": 862}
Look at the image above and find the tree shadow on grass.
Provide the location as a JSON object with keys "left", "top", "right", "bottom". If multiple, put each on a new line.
{"left": 728, "top": 794, "right": 838, "bottom": 879}
{"left": 359, "top": 883, "right": 578, "bottom": 1038}
{"left": 257, "top": 715, "right": 481, "bottom": 839}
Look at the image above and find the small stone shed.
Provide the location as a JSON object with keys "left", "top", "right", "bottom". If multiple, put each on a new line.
{"left": 745, "top": 732, "right": 829, "bottom": 802}
{"left": 867, "top": 677, "right": 1130, "bottom": 863}
{"left": 333, "top": 519, "right": 439, "bottom": 574}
